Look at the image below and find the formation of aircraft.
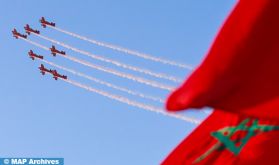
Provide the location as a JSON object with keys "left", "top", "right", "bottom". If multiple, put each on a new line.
{"left": 50, "top": 45, "right": 66, "bottom": 56}
{"left": 40, "top": 17, "right": 55, "bottom": 28}
{"left": 12, "top": 17, "right": 68, "bottom": 81}
{"left": 12, "top": 28, "right": 27, "bottom": 39}
{"left": 28, "top": 50, "right": 44, "bottom": 60}
{"left": 38, "top": 64, "right": 67, "bottom": 80}
{"left": 24, "top": 24, "right": 40, "bottom": 35}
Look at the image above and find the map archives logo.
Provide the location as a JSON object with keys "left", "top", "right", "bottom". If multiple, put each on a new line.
{"left": 0, "top": 158, "right": 64, "bottom": 165}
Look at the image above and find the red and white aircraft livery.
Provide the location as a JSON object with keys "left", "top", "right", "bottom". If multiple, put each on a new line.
{"left": 40, "top": 17, "right": 55, "bottom": 28}
{"left": 12, "top": 28, "right": 27, "bottom": 39}
{"left": 28, "top": 50, "right": 43, "bottom": 60}
{"left": 38, "top": 64, "right": 52, "bottom": 75}
{"left": 24, "top": 24, "right": 40, "bottom": 35}
{"left": 38, "top": 64, "right": 67, "bottom": 80}
{"left": 51, "top": 70, "right": 67, "bottom": 80}
{"left": 50, "top": 45, "right": 66, "bottom": 56}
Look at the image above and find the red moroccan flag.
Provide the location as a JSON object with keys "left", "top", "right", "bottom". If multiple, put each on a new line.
{"left": 162, "top": 110, "right": 279, "bottom": 164}
{"left": 166, "top": 0, "right": 279, "bottom": 120}
{"left": 163, "top": 0, "right": 279, "bottom": 164}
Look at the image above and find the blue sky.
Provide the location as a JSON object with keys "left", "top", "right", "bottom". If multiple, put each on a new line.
{"left": 0, "top": 1, "right": 235, "bottom": 164}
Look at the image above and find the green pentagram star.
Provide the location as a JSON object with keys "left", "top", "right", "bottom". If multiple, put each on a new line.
{"left": 194, "top": 118, "right": 279, "bottom": 164}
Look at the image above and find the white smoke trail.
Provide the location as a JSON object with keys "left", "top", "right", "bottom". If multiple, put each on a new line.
{"left": 41, "top": 59, "right": 164, "bottom": 103}
{"left": 63, "top": 79, "right": 200, "bottom": 124}
{"left": 48, "top": 26, "right": 194, "bottom": 70}
{"left": 21, "top": 38, "right": 206, "bottom": 118}
{"left": 62, "top": 55, "right": 175, "bottom": 91}
{"left": 21, "top": 38, "right": 49, "bottom": 50}
{"left": 42, "top": 58, "right": 208, "bottom": 115}
{"left": 21, "top": 38, "right": 175, "bottom": 91}
{"left": 35, "top": 34, "right": 182, "bottom": 83}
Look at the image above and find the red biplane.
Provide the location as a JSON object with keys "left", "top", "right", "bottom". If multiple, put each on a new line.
{"left": 51, "top": 70, "right": 67, "bottom": 80}
{"left": 38, "top": 64, "right": 52, "bottom": 75}
{"left": 28, "top": 50, "right": 43, "bottom": 60}
{"left": 12, "top": 28, "right": 27, "bottom": 39}
{"left": 24, "top": 24, "right": 40, "bottom": 35}
{"left": 40, "top": 17, "right": 55, "bottom": 28}
{"left": 50, "top": 45, "right": 66, "bottom": 56}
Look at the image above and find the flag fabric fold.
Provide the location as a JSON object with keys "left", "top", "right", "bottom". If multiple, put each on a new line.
{"left": 162, "top": 110, "right": 279, "bottom": 165}
{"left": 164, "top": 0, "right": 279, "bottom": 164}
{"left": 166, "top": 0, "right": 279, "bottom": 120}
